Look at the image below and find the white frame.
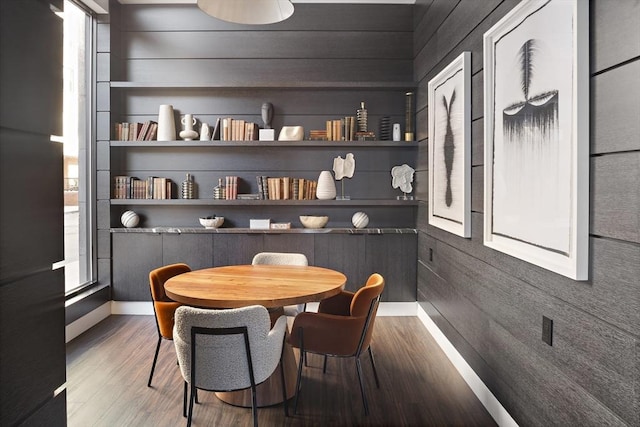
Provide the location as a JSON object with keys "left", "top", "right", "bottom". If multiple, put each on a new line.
{"left": 428, "top": 52, "right": 471, "bottom": 238}
{"left": 483, "top": 0, "right": 589, "bottom": 280}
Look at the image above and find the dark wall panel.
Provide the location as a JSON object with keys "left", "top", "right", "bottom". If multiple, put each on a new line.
{"left": 414, "top": 0, "right": 640, "bottom": 425}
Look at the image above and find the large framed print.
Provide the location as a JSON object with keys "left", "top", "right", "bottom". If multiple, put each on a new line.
{"left": 483, "top": 0, "right": 589, "bottom": 280}
{"left": 428, "top": 52, "right": 471, "bottom": 238}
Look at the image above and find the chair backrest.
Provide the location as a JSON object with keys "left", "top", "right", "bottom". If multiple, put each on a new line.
{"left": 149, "top": 263, "right": 191, "bottom": 339}
{"left": 173, "top": 305, "right": 287, "bottom": 391}
{"left": 350, "top": 273, "right": 385, "bottom": 354}
{"left": 251, "top": 252, "right": 308, "bottom": 266}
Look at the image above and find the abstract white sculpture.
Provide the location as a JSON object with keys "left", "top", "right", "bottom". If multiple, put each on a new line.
{"left": 391, "top": 164, "right": 415, "bottom": 198}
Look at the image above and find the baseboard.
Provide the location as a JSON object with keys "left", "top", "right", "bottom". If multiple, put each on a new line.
{"left": 65, "top": 302, "right": 111, "bottom": 343}
{"left": 416, "top": 306, "right": 518, "bottom": 427}
{"left": 110, "top": 301, "right": 154, "bottom": 315}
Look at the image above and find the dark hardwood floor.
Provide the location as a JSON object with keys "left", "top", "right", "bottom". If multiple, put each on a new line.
{"left": 66, "top": 315, "right": 497, "bottom": 426}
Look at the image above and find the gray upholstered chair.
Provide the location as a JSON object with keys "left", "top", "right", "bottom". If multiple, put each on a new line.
{"left": 173, "top": 305, "right": 288, "bottom": 427}
{"left": 251, "top": 252, "right": 308, "bottom": 316}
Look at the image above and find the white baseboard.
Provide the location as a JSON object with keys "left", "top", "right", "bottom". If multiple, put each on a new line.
{"left": 416, "top": 306, "right": 518, "bottom": 427}
{"left": 111, "top": 300, "right": 154, "bottom": 315}
{"left": 65, "top": 302, "right": 111, "bottom": 343}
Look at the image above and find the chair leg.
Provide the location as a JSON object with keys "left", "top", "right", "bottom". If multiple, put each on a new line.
{"left": 293, "top": 328, "right": 304, "bottom": 415}
{"left": 187, "top": 382, "right": 196, "bottom": 427}
{"left": 251, "top": 385, "right": 258, "bottom": 427}
{"left": 280, "top": 336, "right": 289, "bottom": 417}
{"left": 147, "top": 335, "right": 162, "bottom": 387}
{"left": 368, "top": 346, "right": 380, "bottom": 388}
{"left": 183, "top": 381, "right": 187, "bottom": 418}
{"left": 322, "top": 355, "right": 328, "bottom": 373}
{"left": 355, "top": 357, "right": 369, "bottom": 416}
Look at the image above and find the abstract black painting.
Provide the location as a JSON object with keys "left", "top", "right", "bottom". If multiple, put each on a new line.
{"left": 428, "top": 52, "right": 471, "bottom": 238}
{"left": 483, "top": 0, "right": 589, "bottom": 280}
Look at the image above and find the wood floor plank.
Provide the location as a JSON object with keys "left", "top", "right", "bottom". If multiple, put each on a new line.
{"left": 66, "top": 315, "right": 497, "bottom": 426}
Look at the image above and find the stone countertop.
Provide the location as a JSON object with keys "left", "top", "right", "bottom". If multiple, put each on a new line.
{"left": 110, "top": 227, "right": 417, "bottom": 234}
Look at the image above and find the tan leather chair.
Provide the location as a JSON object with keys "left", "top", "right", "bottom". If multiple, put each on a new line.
{"left": 288, "top": 273, "right": 385, "bottom": 415}
{"left": 148, "top": 263, "right": 191, "bottom": 387}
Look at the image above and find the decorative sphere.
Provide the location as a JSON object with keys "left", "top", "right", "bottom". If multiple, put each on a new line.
{"left": 352, "top": 211, "right": 369, "bottom": 229}
{"left": 121, "top": 210, "right": 139, "bottom": 228}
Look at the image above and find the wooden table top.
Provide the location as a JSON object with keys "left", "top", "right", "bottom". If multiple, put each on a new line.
{"left": 164, "top": 264, "right": 346, "bottom": 308}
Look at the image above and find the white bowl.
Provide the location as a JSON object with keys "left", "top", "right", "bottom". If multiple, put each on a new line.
{"left": 299, "top": 215, "right": 329, "bottom": 229}
{"left": 199, "top": 217, "right": 224, "bottom": 228}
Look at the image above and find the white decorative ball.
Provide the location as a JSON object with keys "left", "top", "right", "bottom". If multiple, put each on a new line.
{"left": 352, "top": 211, "right": 369, "bottom": 229}
{"left": 121, "top": 210, "right": 139, "bottom": 228}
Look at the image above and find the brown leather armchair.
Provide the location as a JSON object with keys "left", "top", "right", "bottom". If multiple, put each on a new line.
{"left": 288, "top": 273, "right": 385, "bottom": 415}
{"left": 148, "top": 263, "right": 191, "bottom": 387}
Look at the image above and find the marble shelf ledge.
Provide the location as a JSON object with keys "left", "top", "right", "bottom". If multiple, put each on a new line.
{"left": 110, "top": 227, "right": 417, "bottom": 235}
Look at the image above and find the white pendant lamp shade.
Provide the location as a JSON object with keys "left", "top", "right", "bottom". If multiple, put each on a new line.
{"left": 197, "top": 0, "right": 294, "bottom": 25}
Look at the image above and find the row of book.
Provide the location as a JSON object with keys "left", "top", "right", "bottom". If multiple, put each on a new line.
{"left": 113, "top": 176, "right": 172, "bottom": 199}
{"left": 256, "top": 176, "right": 318, "bottom": 200}
{"left": 219, "top": 118, "right": 260, "bottom": 141}
{"left": 326, "top": 117, "right": 357, "bottom": 141}
{"left": 114, "top": 121, "right": 158, "bottom": 141}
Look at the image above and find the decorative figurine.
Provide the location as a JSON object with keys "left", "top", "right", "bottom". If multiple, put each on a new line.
{"left": 333, "top": 153, "right": 355, "bottom": 200}
{"left": 391, "top": 164, "right": 415, "bottom": 200}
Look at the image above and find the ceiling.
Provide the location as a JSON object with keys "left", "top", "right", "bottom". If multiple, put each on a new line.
{"left": 117, "top": 0, "right": 415, "bottom": 4}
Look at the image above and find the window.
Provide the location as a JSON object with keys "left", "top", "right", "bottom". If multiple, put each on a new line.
{"left": 62, "top": 0, "right": 94, "bottom": 294}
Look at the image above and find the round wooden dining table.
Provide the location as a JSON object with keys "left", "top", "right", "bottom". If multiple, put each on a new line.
{"left": 164, "top": 264, "right": 347, "bottom": 407}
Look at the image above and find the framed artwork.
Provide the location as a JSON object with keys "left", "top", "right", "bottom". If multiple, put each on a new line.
{"left": 483, "top": 0, "right": 589, "bottom": 280}
{"left": 428, "top": 51, "right": 471, "bottom": 238}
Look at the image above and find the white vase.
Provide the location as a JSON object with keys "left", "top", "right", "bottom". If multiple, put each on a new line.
{"left": 316, "top": 170, "right": 336, "bottom": 200}
{"left": 179, "top": 114, "right": 199, "bottom": 140}
{"left": 157, "top": 104, "right": 176, "bottom": 141}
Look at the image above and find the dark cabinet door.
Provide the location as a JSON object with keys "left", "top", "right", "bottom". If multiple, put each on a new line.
{"left": 112, "top": 233, "right": 163, "bottom": 300}
{"left": 263, "top": 234, "right": 315, "bottom": 262}
{"left": 213, "top": 234, "right": 264, "bottom": 266}
{"left": 163, "top": 233, "right": 214, "bottom": 270}
{"left": 365, "top": 234, "right": 417, "bottom": 302}
{"left": 314, "top": 234, "right": 367, "bottom": 292}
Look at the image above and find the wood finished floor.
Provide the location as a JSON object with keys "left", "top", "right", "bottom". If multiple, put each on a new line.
{"left": 66, "top": 315, "right": 497, "bottom": 427}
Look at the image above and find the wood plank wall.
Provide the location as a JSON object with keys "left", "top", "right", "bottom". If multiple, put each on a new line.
{"left": 413, "top": 1, "right": 640, "bottom": 426}
{"left": 95, "top": 2, "right": 414, "bottom": 289}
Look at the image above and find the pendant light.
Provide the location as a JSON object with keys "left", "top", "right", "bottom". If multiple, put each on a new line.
{"left": 197, "top": 0, "right": 294, "bottom": 25}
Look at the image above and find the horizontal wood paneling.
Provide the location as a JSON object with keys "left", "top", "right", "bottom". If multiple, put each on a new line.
{"left": 414, "top": 1, "right": 640, "bottom": 424}
{"left": 125, "top": 31, "right": 412, "bottom": 60}
{"left": 591, "top": 0, "right": 640, "bottom": 73}
{"left": 591, "top": 152, "right": 640, "bottom": 243}
{"left": 592, "top": 60, "right": 640, "bottom": 155}
{"left": 121, "top": 4, "right": 413, "bottom": 32}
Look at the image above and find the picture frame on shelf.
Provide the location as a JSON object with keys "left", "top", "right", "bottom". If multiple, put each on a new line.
{"left": 483, "top": 0, "right": 589, "bottom": 280}
{"left": 427, "top": 51, "right": 471, "bottom": 238}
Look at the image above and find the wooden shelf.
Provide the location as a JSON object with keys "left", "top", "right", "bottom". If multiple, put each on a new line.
{"left": 109, "top": 140, "right": 419, "bottom": 147}
{"left": 110, "top": 199, "right": 418, "bottom": 206}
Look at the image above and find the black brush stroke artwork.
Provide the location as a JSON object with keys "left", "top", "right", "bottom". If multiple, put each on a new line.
{"left": 442, "top": 89, "right": 456, "bottom": 207}
{"left": 503, "top": 39, "right": 558, "bottom": 142}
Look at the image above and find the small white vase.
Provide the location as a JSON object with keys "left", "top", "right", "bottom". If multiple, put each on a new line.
{"left": 316, "top": 170, "right": 336, "bottom": 200}
{"left": 179, "top": 114, "right": 199, "bottom": 140}
{"left": 157, "top": 104, "right": 176, "bottom": 141}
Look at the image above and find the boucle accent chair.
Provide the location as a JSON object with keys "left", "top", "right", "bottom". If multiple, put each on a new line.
{"left": 251, "top": 252, "right": 309, "bottom": 316}
{"left": 173, "top": 305, "right": 288, "bottom": 427}
{"left": 288, "top": 273, "right": 385, "bottom": 416}
{"left": 148, "top": 262, "right": 191, "bottom": 387}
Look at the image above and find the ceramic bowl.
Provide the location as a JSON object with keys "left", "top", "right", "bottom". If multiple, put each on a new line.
{"left": 199, "top": 216, "right": 224, "bottom": 229}
{"left": 299, "top": 215, "right": 329, "bottom": 229}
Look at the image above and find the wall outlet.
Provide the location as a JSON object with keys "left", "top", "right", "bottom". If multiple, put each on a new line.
{"left": 542, "top": 316, "right": 553, "bottom": 346}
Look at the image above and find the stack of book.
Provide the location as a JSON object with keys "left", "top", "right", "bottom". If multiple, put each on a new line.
{"left": 256, "top": 176, "right": 317, "bottom": 200}
{"left": 326, "top": 116, "right": 356, "bottom": 141}
{"left": 219, "top": 118, "right": 259, "bottom": 141}
{"left": 309, "top": 130, "right": 328, "bottom": 140}
{"left": 114, "top": 121, "right": 158, "bottom": 141}
{"left": 113, "top": 176, "right": 172, "bottom": 199}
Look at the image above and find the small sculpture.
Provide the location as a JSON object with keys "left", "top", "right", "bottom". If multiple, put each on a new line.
{"left": 333, "top": 153, "right": 355, "bottom": 200}
{"left": 391, "top": 164, "right": 415, "bottom": 199}
{"left": 179, "top": 114, "right": 199, "bottom": 140}
{"left": 261, "top": 102, "right": 273, "bottom": 129}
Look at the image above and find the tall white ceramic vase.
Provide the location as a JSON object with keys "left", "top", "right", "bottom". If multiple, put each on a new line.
{"left": 316, "top": 170, "right": 337, "bottom": 200}
{"left": 157, "top": 104, "right": 176, "bottom": 141}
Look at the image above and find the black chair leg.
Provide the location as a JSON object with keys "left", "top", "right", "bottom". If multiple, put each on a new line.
{"left": 322, "top": 355, "right": 328, "bottom": 373}
{"left": 293, "top": 328, "right": 304, "bottom": 415}
{"left": 251, "top": 385, "right": 258, "bottom": 427}
{"left": 355, "top": 357, "right": 369, "bottom": 416}
{"left": 183, "top": 381, "right": 188, "bottom": 418}
{"left": 187, "top": 382, "right": 196, "bottom": 427}
{"left": 148, "top": 335, "right": 162, "bottom": 387}
{"left": 368, "top": 346, "right": 380, "bottom": 388}
{"left": 280, "top": 336, "right": 289, "bottom": 417}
